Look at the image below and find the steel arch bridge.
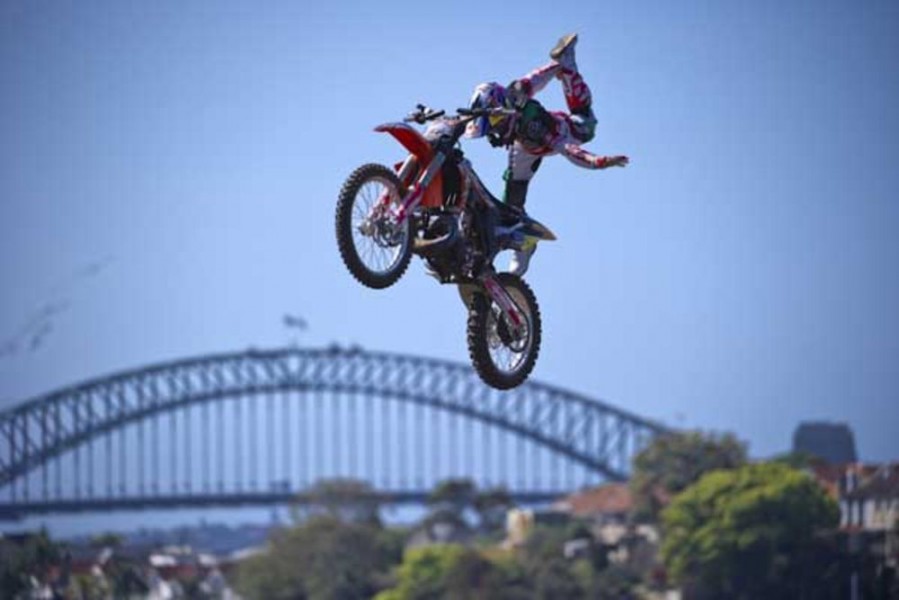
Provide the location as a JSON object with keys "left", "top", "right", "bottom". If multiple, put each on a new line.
{"left": 0, "top": 346, "right": 668, "bottom": 519}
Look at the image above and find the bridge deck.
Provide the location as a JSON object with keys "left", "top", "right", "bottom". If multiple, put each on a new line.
{"left": 0, "top": 490, "right": 566, "bottom": 521}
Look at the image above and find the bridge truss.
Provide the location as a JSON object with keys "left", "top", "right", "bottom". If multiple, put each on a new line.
{"left": 0, "top": 347, "right": 668, "bottom": 519}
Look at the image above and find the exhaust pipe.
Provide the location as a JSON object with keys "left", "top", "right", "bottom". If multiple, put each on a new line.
{"left": 413, "top": 216, "right": 460, "bottom": 257}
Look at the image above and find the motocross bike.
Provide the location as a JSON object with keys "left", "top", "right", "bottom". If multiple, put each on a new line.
{"left": 335, "top": 104, "right": 556, "bottom": 390}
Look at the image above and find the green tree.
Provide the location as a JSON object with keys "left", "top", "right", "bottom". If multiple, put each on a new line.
{"left": 235, "top": 515, "right": 397, "bottom": 600}
{"left": 377, "top": 522, "right": 624, "bottom": 600}
{"left": 421, "top": 479, "right": 478, "bottom": 543}
{"left": 516, "top": 524, "right": 607, "bottom": 599}
{"left": 376, "top": 545, "right": 513, "bottom": 600}
{"left": 442, "top": 546, "right": 507, "bottom": 599}
{"left": 420, "top": 506, "right": 472, "bottom": 540}
{"left": 0, "top": 529, "right": 64, "bottom": 597}
{"left": 376, "top": 545, "right": 464, "bottom": 599}
{"left": 105, "top": 561, "right": 149, "bottom": 598}
{"left": 531, "top": 557, "right": 584, "bottom": 599}
{"left": 293, "top": 478, "right": 383, "bottom": 526}
{"left": 473, "top": 487, "right": 514, "bottom": 533}
{"left": 631, "top": 430, "right": 746, "bottom": 522}
{"left": 573, "top": 560, "right": 640, "bottom": 600}
{"left": 769, "top": 450, "right": 825, "bottom": 470}
{"left": 428, "top": 478, "right": 476, "bottom": 518}
{"left": 89, "top": 532, "right": 123, "bottom": 549}
{"left": 661, "top": 462, "right": 841, "bottom": 599}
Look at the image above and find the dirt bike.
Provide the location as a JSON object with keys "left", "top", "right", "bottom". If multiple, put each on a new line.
{"left": 335, "top": 104, "right": 557, "bottom": 390}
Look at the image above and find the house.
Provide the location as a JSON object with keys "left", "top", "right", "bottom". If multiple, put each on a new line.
{"left": 553, "top": 483, "right": 660, "bottom": 571}
{"left": 808, "top": 461, "right": 899, "bottom": 572}
{"left": 808, "top": 462, "right": 899, "bottom": 532}
{"left": 841, "top": 463, "right": 899, "bottom": 532}
{"left": 552, "top": 482, "right": 634, "bottom": 525}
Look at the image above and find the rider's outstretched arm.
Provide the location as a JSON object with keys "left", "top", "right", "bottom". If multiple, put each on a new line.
{"left": 560, "top": 143, "right": 629, "bottom": 170}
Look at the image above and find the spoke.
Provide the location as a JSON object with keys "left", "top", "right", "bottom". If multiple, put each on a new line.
{"left": 486, "top": 288, "right": 531, "bottom": 376}
{"left": 353, "top": 202, "right": 370, "bottom": 221}
{"left": 349, "top": 176, "right": 407, "bottom": 276}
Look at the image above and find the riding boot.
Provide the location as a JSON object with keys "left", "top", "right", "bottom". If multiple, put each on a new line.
{"left": 509, "top": 241, "right": 537, "bottom": 277}
{"left": 504, "top": 179, "right": 529, "bottom": 209}
{"left": 550, "top": 33, "right": 578, "bottom": 73}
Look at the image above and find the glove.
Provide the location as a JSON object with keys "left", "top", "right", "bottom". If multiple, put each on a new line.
{"left": 488, "top": 132, "right": 509, "bottom": 148}
{"left": 604, "top": 155, "right": 629, "bottom": 168}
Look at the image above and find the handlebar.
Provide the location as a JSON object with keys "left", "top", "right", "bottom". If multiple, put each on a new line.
{"left": 405, "top": 104, "right": 517, "bottom": 124}
{"left": 404, "top": 104, "right": 445, "bottom": 124}
{"left": 457, "top": 107, "right": 517, "bottom": 118}
{"left": 401, "top": 104, "right": 521, "bottom": 148}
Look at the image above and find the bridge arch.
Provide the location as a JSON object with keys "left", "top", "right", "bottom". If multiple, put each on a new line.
{"left": 0, "top": 347, "right": 668, "bottom": 515}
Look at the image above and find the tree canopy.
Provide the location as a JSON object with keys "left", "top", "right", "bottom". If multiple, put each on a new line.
{"left": 375, "top": 545, "right": 512, "bottom": 600}
{"left": 0, "top": 530, "right": 64, "bottom": 598}
{"left": 630, "top": 430, "right": 747, "bottom": 522}
{"left": 235, "top": 516, "right": 400, "bottom": 599}
{"left": 661, "top": 462, "right": 841, "bottom": 599}
{"left": 292, "top": 478, "right": 383, "bottom": 526}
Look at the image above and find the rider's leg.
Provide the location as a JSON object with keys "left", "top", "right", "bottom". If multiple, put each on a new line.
{"left": 512, "top": 33, "right": 581, "bottom": 99}
{"left": 512, "top": 37, "right": 597, "bottom": 143}
{"left": 504, "top": 143, "right": 542, "bottom": 276}
{"left": 503, "top": 142, "right": 543, "bottom": 209}
{"left": 550, "top": 33, "right": 597, "bottom": 144}
{"left": 558, "top": 70, "right": 596, "bottom": 143}
{"left": 506, "top": 61, "right": 560, "bottom": 108}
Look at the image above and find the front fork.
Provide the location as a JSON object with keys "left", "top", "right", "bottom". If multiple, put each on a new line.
{"left": 369, "top": 153, "right": 446, "bottom": 226}
{"left": 459, "top": 273, "right": 526, "bottom": 340}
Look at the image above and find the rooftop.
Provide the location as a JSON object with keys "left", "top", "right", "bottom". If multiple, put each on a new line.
{"left": 554, "top": 483, "right": 634, "bottom": 518}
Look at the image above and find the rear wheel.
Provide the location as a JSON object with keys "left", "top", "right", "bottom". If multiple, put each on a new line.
{"left": 335, "top": 163, "right": 413, "bottom": 289}
{"left": 467, "top": 273, "right": 542, "bottom": 390}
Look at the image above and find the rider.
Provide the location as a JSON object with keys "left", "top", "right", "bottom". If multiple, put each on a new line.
{"left": 465, "top": 34, "right": 629, "bottom": 276}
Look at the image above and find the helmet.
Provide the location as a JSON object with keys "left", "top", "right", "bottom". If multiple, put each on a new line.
{"left": 465, "top": 82, "right": 508, "bottom": 139}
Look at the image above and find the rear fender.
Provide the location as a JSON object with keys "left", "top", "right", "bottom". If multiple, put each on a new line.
{"left": 521, "top": 217, "right": 557, "bottom": 241}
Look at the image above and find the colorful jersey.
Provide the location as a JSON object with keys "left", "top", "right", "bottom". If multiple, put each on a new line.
{"left": 508, "top": 61, "right": 608, "bottom": 169}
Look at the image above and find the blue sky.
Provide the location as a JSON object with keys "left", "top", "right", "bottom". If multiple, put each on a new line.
{"left": 2, "top": 0, "right": 898, "bottom": 485}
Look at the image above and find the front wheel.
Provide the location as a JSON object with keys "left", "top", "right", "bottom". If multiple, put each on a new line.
{"left": 335, "top": 163, "right": 413, "bottom": 289}
{"left": 467, "top": 273, "right": 542, "bottom": 390}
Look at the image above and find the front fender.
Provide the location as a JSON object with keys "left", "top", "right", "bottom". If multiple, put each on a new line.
{"left": 375, "top": 122, "right": 444, "bottom": 209}
{"left": 375, "top": 123, "right": 435, "bottom": 165}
